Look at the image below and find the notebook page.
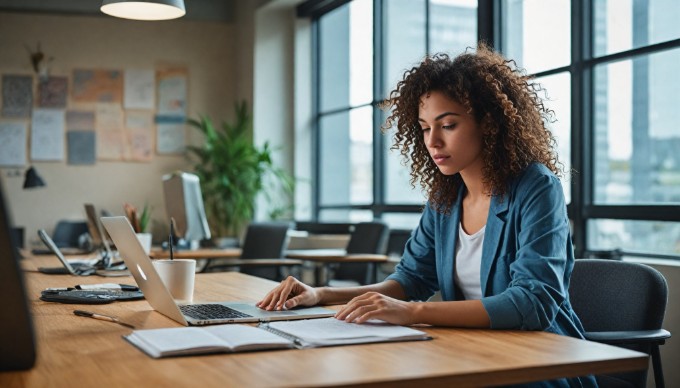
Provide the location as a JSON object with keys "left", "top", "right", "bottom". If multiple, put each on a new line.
{"left": 204, "top": 324, "right": 293, "bottom": 351}
{"left": 266, "top": 318, "right": 426, "bottom": 341}
{"left": 127, "top": 327, "right": 226, "bottom": 357}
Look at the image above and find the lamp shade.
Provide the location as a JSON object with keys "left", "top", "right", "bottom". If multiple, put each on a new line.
{"left": 101, "top": 0, "right": 185, "bottom": 21}
{"left": 23, "top": 167, "right": 46, "bottom": 189}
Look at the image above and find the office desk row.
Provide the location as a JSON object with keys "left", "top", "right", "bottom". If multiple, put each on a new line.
{"left": 3, "top": 254, "right": 648, "bottom": 387}
{"left": 149, "top": 247, "right": 393, "bottom": 285}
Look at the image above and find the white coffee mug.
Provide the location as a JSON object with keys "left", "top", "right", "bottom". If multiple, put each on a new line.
{"left": 136, "top": 232, "right": 152, "bottom": 255}
{"left": 153, "top": 259, "right": 196, "bottom": 303}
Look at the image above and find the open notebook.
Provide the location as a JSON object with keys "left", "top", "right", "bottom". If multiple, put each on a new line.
{"left": 125, "top": 317, "right": 431, "bottom": 358}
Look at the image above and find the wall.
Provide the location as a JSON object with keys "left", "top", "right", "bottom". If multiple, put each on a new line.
{"left": 0, "top": 12, "right": 238, "bottom": 245}
{"left": 635, "top": 260, "right": 680, "bottom": 387}
{"left": 253, "top": 1, "right": 298, "bottom": 222}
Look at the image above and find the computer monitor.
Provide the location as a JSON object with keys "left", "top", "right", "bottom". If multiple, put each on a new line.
{"left": 0, "top": 180, "right": 37, "bottom": 370}
{"left": 162, "top": 172, "right": 211, "bottom": 249}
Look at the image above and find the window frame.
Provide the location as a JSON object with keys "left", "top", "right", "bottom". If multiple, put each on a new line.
{"left": 299, "top": 0, "right": 680, "bottom": 259}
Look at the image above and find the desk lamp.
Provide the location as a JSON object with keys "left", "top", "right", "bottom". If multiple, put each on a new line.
{"left": 22, "top": 166, "right": 45, "bottom": 189}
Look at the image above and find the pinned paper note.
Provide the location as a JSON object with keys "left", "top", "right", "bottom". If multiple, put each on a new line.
{"left": 156, "top": 116, "right": 185, "bottom": 154}
{"left": 0, "top": 122, "right": 27, "bottom": 166}
{"left": 31, "top": 109, "right": 65, "bottom": 161}
{"left": 2, "top": 75, "right": 33, "bottom": 118}
{"left": 72, "top": 69, "right": 123, "bottom": 103}
{"left": 67, "top": 131, "right": 96, "bottom": 165}
{"left": 38, "top": 76, "right": 68, "bottom": 108}
{"left": 124, "top": 69, "right": 155, "bottom": 110}
{"left": 157, "top": 67, "right": 187, "bottom": 117}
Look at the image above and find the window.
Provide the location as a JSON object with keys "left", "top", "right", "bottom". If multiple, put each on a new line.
{"left": 312, "top": 0, "right": 479, "bottom": 230}
{"left": 305, "top": 0, "right": 680, "bottom": 258}
{"left": 498, "top": 0, "right": 680, "bottom": 258}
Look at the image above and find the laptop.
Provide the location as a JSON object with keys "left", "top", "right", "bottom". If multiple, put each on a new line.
{"left": 37, "top": 229, "right": 128, "bottom": 277}
{"left": 84, "top": 203, "right": 116, "bottom": 267}
{"left": 101, "top": 216, "right": 336, "bottom": 326}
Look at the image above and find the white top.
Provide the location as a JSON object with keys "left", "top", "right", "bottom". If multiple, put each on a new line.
{"left": 454, "top": 223, "right": 485, "bottom": 300}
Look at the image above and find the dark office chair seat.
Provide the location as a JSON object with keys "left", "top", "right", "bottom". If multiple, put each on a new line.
{"left": 569, "top": 259, "right": 671, "bottom": 388}
{"left": 328, "top": 222, "right": 389, "bottom": 286}
{"left": 207, "top": 222, "right": 295, "bottom": 281}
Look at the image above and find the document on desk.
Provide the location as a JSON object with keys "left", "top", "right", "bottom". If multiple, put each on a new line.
{"left": 125, "top": 318, "right": 431, "bottom": 358}
{"left": 124, "top": 325, "right": 294, "bottom": 358}
{"left": 258, "top": 318, "right": 431, "bottom": 348}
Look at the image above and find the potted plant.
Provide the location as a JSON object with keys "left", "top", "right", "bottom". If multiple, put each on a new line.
{"left": 187, "top": 101, "right": 294, "bottom": 240}
{"left": 124, "top": 202, "right": 153, "bottom": 254}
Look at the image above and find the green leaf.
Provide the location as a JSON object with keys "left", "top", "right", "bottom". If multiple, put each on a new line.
{"left": 186, "top": 100, "right": 295, "bottom": 237}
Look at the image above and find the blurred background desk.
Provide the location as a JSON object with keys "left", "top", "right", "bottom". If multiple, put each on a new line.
{"left": 285, "top": 249, "right": 391, "bottom": 286}
{"left": 149, "top": 248, "right": 242, "bottom": 272}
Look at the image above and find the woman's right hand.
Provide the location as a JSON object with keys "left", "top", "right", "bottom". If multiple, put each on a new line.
{"left": 256, "top": 276, "right": 321, "bottom": 311}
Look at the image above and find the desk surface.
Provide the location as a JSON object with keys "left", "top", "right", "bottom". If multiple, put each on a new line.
{"left": 5, "top": 256, "right": 647, "bottom": 387}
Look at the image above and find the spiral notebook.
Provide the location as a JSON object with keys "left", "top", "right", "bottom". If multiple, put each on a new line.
{"left": 125, "top": 318, "right": 431, "bottom": 358}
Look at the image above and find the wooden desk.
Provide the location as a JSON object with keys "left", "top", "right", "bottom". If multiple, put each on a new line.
{"left": 149, "top": 248, "right": 241, "bottom": 259}
{"left": 285, "top": 249, "right": 389, "bottom": 285}
{"left": 4, "top": 256, "right": 648, "bottom": 387}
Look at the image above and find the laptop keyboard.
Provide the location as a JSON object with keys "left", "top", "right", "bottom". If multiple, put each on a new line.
{"left": 179, "top": 304, "right": 253, "bottom": 320}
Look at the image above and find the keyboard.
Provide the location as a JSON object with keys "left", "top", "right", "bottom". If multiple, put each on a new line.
{"left": 40, "top": 289, "right": 144, "bottom": 304}
{"left": 179, "top": 304, "right": 253, "bottom": 320}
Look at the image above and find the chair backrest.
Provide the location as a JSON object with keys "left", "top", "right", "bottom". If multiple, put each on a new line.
{"left": 52, "top": 220, "right": 88, "bottom": 248}
{"left": 294, "top": 222, "right": 353, "bottom": 235}
{"left": 569, "top": 259, "right": 669, "bottom": 387}
{"left": 345, "top": 222, "right": 389, "bottom": 255}
{"left": 239, "top": 222, "right": 291, "bottom": 280}
{"left": 333, "top": 222, "right": 389, "bottom": 285}
{"left": 385, "top": 229, "right": 412, "bottom": 258}
{"left": 570, "top": 259, "right": 668, "bottom": 332}
{"left": 240, "top": 222, "right": 291, "bottom": 259}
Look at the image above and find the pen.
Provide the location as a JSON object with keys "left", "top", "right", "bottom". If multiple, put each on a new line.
{"left": 169, "top": 217, "right": 175, "bottom": 261}
{"left": 73, "top": 309, "right": 136, "bottom": 329}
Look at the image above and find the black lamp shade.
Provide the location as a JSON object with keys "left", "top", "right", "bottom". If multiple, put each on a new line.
{"left": 23, "top": 167, "right": 45, "bottom": 189}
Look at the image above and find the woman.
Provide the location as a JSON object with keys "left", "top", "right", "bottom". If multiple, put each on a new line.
{"left": 258, "top": 45, "right": 594, "bottom": 385}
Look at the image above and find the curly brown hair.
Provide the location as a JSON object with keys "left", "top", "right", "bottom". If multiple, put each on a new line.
{"left": 382, "top": 43, "right": 562, "bottom": 214}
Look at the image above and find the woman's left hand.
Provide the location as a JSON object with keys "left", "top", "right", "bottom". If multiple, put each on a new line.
{"left": 334, "top": 292, "right": 418, "bottom": 325}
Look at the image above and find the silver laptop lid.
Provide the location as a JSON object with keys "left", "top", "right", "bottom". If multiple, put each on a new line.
{"left": 101, "top": 216, "right": 189, "bottom": 326}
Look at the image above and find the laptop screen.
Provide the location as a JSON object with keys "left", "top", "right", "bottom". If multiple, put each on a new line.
{"left": 0, "top": 179, "right": 36, "bottom": 370}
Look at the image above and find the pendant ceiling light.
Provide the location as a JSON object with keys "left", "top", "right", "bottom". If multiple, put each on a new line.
{"left": 101, "top": 0, "right": 185, "bottom": 21}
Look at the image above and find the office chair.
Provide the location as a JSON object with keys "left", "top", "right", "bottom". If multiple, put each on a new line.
{"left": 569, "top": 259, "right": 671, "bottom": 388}
{"left": 328, "top": 222, "right": 389, "bottom": 286}
{"left": 53, "top": 220, "right": 89, "bottom": 248}
{"left": 207, "top": 222, "right": 296, "bottom": 281}
{"left": 385, "top": 229, "right": 412, "bottom": 258}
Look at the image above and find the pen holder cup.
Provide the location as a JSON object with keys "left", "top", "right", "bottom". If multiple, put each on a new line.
{"left": 153, "top": 259, "right": 195, "bottom": 303}
{"left": 136, "top": 233, "right": 152, "bottom": 255}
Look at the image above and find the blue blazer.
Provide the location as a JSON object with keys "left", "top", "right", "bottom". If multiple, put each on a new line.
{"left": 387, "top": 164, "right": 596, "bottom": 386}
{"left": 387, "top": 163, "right": 584, "bottom": 334}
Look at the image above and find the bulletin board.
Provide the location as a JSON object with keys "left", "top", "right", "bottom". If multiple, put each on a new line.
{"left": 0, "top": 66, "right": 189, "bottom": 168}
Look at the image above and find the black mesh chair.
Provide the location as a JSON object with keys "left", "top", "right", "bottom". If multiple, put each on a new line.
{"left": 207, "top": 222, "right": 298, "bottom": 281}
{"left": 53, "top": 220, "right": 89, "bottom": 248}
{"left": 569, "top": 259, "right": 671, "bottom": 387}
{"left": 328, "top": 222, "right": 389, "bottom": 286}
{"left": 385, "top": 229, "right": 412, "bottom": 258}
